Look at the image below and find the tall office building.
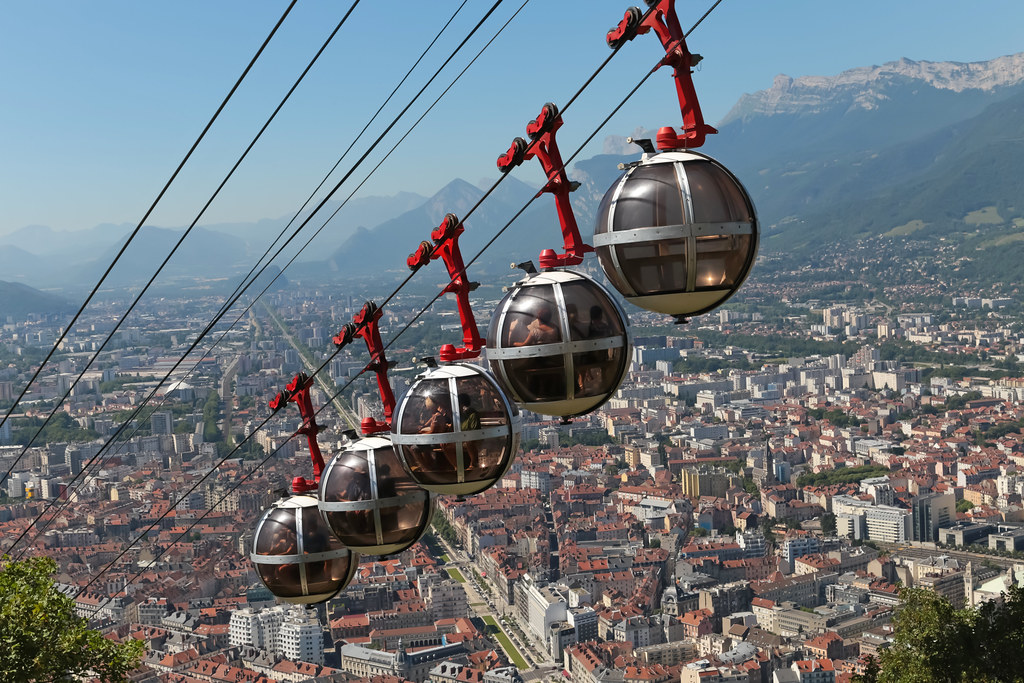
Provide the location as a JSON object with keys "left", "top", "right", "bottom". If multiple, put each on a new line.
{"left": 912, "top": 492, "right": 955, "bottom": 543}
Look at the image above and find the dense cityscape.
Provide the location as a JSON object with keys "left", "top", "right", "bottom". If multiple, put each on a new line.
{"left": 4, "top": 3, "right": 1024, "bottom": 680}
{"left": 3, "top": 247, "right": 1024, "bottom": 682}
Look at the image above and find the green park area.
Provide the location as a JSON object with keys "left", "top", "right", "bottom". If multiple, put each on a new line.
{"left": 482, "top": 615, "right": 529, "bottom": 669}
{"left": 446, "top": 567, "right": 466, "bottom": 583}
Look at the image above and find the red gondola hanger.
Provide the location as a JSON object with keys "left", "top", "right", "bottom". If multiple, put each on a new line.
{"left": 332, "top": 301, "right": 396, "bottom": 435}
{"left": 402, "top": 214, "right": 521, "bottom": 496}
{"left": 607, "top": 0, "right": 717, "bottom": 150}
{"left": 407, "top": 213, "right": 483, "bottom": 362}
{"left": 487, "top": 102, "right": 631, "bottom": 420}
{"left": 269, "top": 372, "right": 326, "bottom": 494}
{"left": 254, "top": 373, "right": 359, "bottom": 604}
{"left": 497, "top": 102, "right": 594, "bottom": 269}
{"left": 594, "top": 0, "right": 758, "bottom": 323}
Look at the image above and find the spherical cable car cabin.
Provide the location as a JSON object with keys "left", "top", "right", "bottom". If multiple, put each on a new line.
{"left": 318, "top": 435, "right": 433, "bottom": 556}
{"left": 392, "top": 363, "right": 521, "bottom": 496}
{"left": 250, "top": 494, "right": 358, "bottom": 605}
{"left": 485, "top": 269, "right": 630, "bottom": 418}
{"left": 594, "top": 145, "right": 758, "bottom": 323}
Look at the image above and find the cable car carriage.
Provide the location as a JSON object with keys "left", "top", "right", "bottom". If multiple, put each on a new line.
{"left": 319, "top": 434, "right": 434, "bottom": 556}
{"left": 486, "top": 269, "right": 630, "bottom": 418}
{"left": 250, "top": 494, "right": 358, "bottom": 604}
{"left": 392, "top": 362, "right": 521, "bottom": 496}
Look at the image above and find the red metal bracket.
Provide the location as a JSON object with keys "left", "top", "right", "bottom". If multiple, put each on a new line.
{"left": 332, "top": 301, "right": 395, "bottom": 435}
{"left": 406, "top": 213, "right": 483, "bottom": 362}
{"left": 497, "top": 103, "right": 593, "bottom": 269}
{"left": 268, "top": 372, "right": 324, "bottom": 493}
{"left": 606, "top": 0, "right": 716, "bottom": 149}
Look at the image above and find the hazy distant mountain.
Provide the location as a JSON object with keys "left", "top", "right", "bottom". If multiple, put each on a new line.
{"left": 67, "top": 226, "right": 250, "bottom": 289}
{"left": 206, "top": 190, "right": 428, "bottom": 260}
{"left": 697, "top": 53, "right": 1024, "bottom": 252}
{"left": 7, "top": 53, "right": 1024, "bottom": 292}
{"left": 0, "top": 191, "right": 429, "bottom": 291}
{"left": 0, "top": 280, "right": 71, "bottom": 319}
{"left": 323, "top": 175, "right": 562, "bottom": 276}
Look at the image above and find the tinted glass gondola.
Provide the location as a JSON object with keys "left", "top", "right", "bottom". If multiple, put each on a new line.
{"left": 392, "top": 363, "right": 521, "bottom": 496}
{"left": 318, "top": 435, "right": 433, "bottom": 556}
{"left": 594, "top": 150, "right": 758, "bottom": 322}
{"left": 486, "top": 269, "right": 630, "bottom": 418}
{"left": 250, "top": 494, "right": 358, "bottom": 605}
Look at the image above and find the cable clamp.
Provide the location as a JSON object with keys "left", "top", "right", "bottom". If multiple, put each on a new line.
{"left": 606, "top": 7, "right": 645, "bottom": 49}
{"left": 496, "top": 137, "right": 528, "bottom": 173}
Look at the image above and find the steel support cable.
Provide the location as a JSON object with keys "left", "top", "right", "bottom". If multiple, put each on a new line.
{"left": 10, "top": 0, "right": 512, "bottom": 558}
{"left": 73, "top": 0, "right": 726, "bottom": 598}
{"left": 208, "top": 0, "right": 472, "bottom": 328}
{"left": 12, "top": 0, "right": 474, "bottom": 553}
{"left": 0, "top": 0, "right": 298, "bottom": 445}
{"left": 3, "top": 1, "right": 367, "bottom": 556}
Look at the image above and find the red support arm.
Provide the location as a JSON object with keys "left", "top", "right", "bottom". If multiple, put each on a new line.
{"left": 606, "top": 0, "right": 717, "bottom": 149}
{"left": 268, "top": 372, "right": 324, "bottom": 493}
{"left": 497, "top": 103, "right": 593, "bottom": 269}
{"left": 407, "top": 214, "right": 483, "bottom": 362}
{"left": 332, "top": 301, "right": 395, "bottom": 435}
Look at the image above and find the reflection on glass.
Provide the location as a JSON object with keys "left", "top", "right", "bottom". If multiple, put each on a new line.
{"left": 687, "top": 161, "right": 752, "bottom": 224}
{"left": 320, "top": 444, "right": 432, "bottom": 553}
{"left": 253, "top": 501, "right": 352, "bottom": 601}
{"left": 609, "top": 164, "right": 683, "bottom": 232}
{"left": 501, "top": 290, "right": 562, "bottom": 348}
{"left": 695, "top": 235, "right": 752, "bottom": 290}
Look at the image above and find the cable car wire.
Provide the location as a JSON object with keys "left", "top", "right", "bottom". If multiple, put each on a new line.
{"left": 66, "top": 0, "right": 728, "bottom": 600}
{"left": 2, "top": 0, "right": 371, "bottom": 553}
{"left": 8, "top": 0, "right": 475, "bottom": 555}
{"left": 0, "top": 0, "right": 298, "bottom": 450}
{"left": 208, "top": 0, "right": 473, "bottom": 331}
{"left": 8, "top": 0, "right": 516, "bottom": 558}
{"left": 71, "top": 0, "right": 726, "bottom": 596}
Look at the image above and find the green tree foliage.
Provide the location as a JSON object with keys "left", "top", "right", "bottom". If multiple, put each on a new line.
{"left": 807, "top": 407, "right": 862, "bottom": 428}
{"left": 956, "top": 498, "right": 975, "bottom": 513}
{"left": 203, "top": 390, "right": 222, "bottom": 442}
{"left": 821, "top": 512, "right": 837, "bottom": 536}
{"left": 431, "top": 510, "right": 458, "bottom": 546}
{"left": 12, "top": 412, "right": 99, "bottom": 446}
{"left": 0, "top": 556, "right": 144, "bottom": 682}
{"left": 796, "top": 465, "right": 890, "bottom": 488}
{"left": 873, "top": 586, "right": 1024, "bottom": 683}
{"left": 943, "top": 391, "right": 984, "bottom": 411}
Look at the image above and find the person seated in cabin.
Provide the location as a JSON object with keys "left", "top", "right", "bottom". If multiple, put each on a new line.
{"left": 458, "top": 392, "right": 481, "bottom": 472}
{"left": 509, "top": 304, "right": 564, "bottom": 399}
{"left": 419, "top": 394, "right": 456, "bottom": 472}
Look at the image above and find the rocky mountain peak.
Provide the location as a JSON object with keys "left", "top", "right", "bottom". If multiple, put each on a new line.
{"left": 721, "top": 52, "right": 1024, "bottom": 124}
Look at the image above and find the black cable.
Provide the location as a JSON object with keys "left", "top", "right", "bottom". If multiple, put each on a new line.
{"left": 54, "top": 0, "right": 474, "bottom": 483}
{"left": 0, "top": 0, "right": 298, "bottom": 450}
{"left": 209, "top": 0, "right": 472, "bottom": 328}
{"left": 3, "top": 1, "right": 365, "bottom": 555}
{"left": 73, "top": 0, "right": 725, "bottom": 599}
{"left": 10, "top": 0, "right": 510, "bottom": 558}
{"left": 6, "top": 0, "right": 474, "bottom": 556}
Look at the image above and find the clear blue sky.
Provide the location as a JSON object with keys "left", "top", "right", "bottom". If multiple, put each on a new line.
{"left": 2, "top": 0, "right": 1023, "bottom": 236}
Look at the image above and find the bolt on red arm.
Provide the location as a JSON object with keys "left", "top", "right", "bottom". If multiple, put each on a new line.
{"left": 497, "top": 102, "right": 593, "bottom": 269}
{"left": 268, "top": 372, "right": 325, "bottom": 493}
{"left": 332, "top": 301, "right": 395, "bottom": 435}
{"left": 407, "top": 213, "right": 483, "bottom": 362}
{"left": 607, "top": 0, "right": 716, "bottom": 149}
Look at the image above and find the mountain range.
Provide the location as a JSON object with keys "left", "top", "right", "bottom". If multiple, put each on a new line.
{"left": 4, "top": 51, "right": 1024, "bottom": 302}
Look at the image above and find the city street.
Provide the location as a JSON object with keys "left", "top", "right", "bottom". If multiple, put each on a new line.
{"left": 435, "top": 534, "right": 555, "bottom": 671}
